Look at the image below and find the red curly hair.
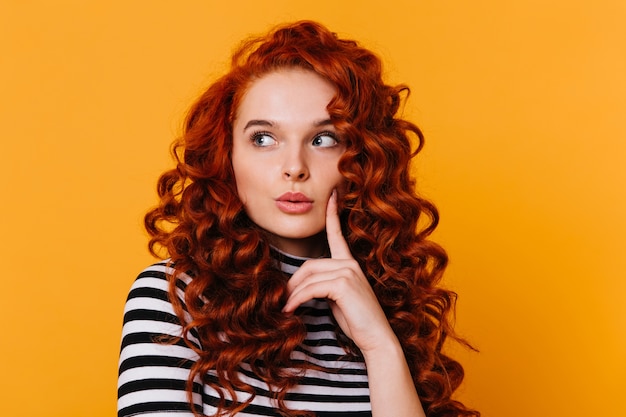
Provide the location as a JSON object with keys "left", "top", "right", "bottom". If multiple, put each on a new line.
{"left": 145, "top": 20, "right": 478, "bottom": 417}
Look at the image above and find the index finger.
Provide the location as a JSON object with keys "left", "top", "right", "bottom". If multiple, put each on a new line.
{"left": 326, "top": 189, "right": 352, "bottom": 259}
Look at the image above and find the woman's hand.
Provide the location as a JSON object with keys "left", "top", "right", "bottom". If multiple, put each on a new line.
{"left": 283, "top": 190, "right": 426, "bottom": 417}
{"left": 282, "top": 190, "right": 398, "bottom": 355}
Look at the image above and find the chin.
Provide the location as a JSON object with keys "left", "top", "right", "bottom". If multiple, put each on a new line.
{"left": 264, "top": 226, "right": 325, "bottom": 241}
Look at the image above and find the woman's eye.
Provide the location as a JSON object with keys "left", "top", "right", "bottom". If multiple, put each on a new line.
{"left": 251, "top": 132, "right": 277, "bottom": 147}
{"left": 312, "top": 133, "right": 338, "bottom": 147}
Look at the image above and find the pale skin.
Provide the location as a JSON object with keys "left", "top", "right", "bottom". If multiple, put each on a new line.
{"left": 231, "top": 69, "right": 345, "bottom": 258}
{"left": 232, "top": 68, "right": 426, "bottom": 416}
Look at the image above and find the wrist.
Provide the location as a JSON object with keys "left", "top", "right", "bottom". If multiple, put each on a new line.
{"left": 361, "top": 333, "right": 404, "bottom": 364}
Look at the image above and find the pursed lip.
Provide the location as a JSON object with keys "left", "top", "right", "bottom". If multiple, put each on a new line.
{"left": 276, "top": 191, "right": 313, "bottom": 203}
{"left": 275, "top": 192, "right": 314, "bottom": 214}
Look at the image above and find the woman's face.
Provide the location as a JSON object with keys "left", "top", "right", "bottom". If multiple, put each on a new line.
{"left": 231, "top": 68, "right": 346, "bottom": 257}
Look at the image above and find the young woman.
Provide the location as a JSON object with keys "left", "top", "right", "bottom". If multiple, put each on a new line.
{"left": 118, "top": 20, "right": 479, "bottom": 417}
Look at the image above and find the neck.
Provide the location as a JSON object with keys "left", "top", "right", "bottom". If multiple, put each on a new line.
{"left": 267, "top": 231, "right": 328, "bottom": 258}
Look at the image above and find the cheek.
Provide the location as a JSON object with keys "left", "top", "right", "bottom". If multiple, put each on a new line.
{"left": 319, "top": 154, "right": 344, "bottom": 181}
{"left": 233, "top": 165, "right": 270, "bottom": 208}
{"left": 232, "top": 161, "right": 252, "bottom": 203}
{"left": 329, "top": 163, "right": 346, "bottom": 188}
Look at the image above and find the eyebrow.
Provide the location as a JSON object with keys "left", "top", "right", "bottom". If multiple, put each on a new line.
{"left": 242, "top": 118, "right": 334, "bottom": 131}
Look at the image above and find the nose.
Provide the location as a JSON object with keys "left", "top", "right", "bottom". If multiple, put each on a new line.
{"left": 282, "top": 146, "right": 309, "bottom": 181}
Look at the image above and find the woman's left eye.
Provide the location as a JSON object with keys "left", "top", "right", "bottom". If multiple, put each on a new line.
{"left": 312, "top": 132, "right": 338, "bottom": 147}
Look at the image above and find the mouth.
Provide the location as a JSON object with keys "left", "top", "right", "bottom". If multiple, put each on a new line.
{"left": 277, "top": 192, "right": 313, "bottom": 203}
{"left": 275, "top": 192, "right": 314, "bottom": 214}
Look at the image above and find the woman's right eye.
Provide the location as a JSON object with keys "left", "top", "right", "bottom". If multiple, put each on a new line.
{"left": 251, "top": 132, "right": 277, "bottom": 147}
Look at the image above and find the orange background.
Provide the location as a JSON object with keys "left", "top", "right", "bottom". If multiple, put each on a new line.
{"left": 1, "top": 1, "right": 624, "bottom": 416}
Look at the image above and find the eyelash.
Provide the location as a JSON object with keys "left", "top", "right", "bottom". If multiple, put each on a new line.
{"left": 314, "top": 131, "right": 339, "bottom": 146}
{"left": 249, "top": 130, "right": 340, "bottom": 147}
{"left": 250, "top": 131, "right": 275, "bottom": 146}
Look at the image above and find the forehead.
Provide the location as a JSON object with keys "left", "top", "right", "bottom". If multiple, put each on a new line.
{"left": 234, "top": 69, "right": 337, "bottom": 124}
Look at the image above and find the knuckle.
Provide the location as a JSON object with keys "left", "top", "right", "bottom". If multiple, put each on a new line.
{"left": 346, "top": 259, "right": 359, "bottom": 269}
{"left": 335, "top": 276, "right": 351, "bottom": 291}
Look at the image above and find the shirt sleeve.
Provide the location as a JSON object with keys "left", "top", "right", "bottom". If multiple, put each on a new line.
{"left": 117, "top": 262, "right": 202, "bottom": 417}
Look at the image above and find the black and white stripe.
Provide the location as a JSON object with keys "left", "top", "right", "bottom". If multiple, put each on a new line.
{"left": 118, "top": 253, "right": 372, "bottom": 416}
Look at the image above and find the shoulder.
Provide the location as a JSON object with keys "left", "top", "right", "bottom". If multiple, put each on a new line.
{"left": 120, "top": 262, "right": 201, "bottom": 351}
{"left": 126, "top": 261, "right": 192, "bottom": 302}
{"left": 122, "top": 261, "right": 194, "bottom": 326}
{"left": 128, "top": 261, "right": 170, "bottom": 294}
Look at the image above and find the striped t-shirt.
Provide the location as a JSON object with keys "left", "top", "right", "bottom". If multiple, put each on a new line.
{"left": 117, "top": 252, "right": 372, "bottom": 416}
